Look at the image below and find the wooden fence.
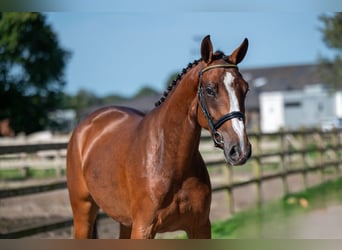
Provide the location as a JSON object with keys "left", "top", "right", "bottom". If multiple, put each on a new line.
{"left": 214, "top": 128, "right": 342, "bottom": 213}
{"left": 0, "top": 128, "right": 341, "bottom": 238}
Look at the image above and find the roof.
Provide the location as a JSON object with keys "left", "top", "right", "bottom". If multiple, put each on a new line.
{"left": 111, "top": 94, "right": 160, "bottom": 113}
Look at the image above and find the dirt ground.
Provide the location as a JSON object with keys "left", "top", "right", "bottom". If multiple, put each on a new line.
{"left": 0, "top": 168, "right": 331, "bottom": 239}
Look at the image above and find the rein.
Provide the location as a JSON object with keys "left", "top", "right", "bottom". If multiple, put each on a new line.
{"left": 198, "top": 64, "right": 245, "bottom": 148}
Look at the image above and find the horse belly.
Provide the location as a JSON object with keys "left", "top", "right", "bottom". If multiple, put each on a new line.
{"left": 84, "top": 157, "right": 132, "bottom": 225}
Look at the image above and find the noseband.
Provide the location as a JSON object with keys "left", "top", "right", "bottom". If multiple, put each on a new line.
{"left": 198, "top": 64, "right": 245, "bottom": 148}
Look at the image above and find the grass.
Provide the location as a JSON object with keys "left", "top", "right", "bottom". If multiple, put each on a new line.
{"left": 0, "top": 168, "right": 23, "bottom": 180}
{"left": 210, "top": 178, "right": 342, "bottom": 239}
{"left": 0, "top": 167, "right": 64, "bottom": 180}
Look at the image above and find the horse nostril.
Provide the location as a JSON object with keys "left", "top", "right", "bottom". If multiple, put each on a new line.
{"left": 229, "top": 145, "right": 240, "bottom": 161}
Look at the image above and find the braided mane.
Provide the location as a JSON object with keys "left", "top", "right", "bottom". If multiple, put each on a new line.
{"left": 154, "top": 51, "right": 226, "bottom": 107}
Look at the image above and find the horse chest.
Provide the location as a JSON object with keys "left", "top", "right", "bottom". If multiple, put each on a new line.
{"left": 154, "top": 177, "right": 211, "bottom": 232}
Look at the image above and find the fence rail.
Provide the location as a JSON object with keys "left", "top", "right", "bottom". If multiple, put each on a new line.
{"left": 0, "top": 128, "right": 341, "bottom": 238}
{"left": 0, "top": 143, "right": 68, "bottom": 155}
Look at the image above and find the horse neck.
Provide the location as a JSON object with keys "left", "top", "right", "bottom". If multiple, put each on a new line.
{"left": 148, "top": 64, "right": 202, "bottom": 162}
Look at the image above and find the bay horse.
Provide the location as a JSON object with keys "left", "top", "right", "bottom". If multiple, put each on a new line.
{"left": 66, "top": 35, "right": 252, "bottom": 239}
{"left": 0, "top": 119, "right": 14, "bottom": 137}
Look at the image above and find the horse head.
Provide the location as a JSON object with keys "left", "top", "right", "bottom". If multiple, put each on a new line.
{"left": 197, "top": 35, "right": 251, "bottom": 166}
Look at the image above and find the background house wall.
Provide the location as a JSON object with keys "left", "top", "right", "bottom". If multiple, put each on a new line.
{"left": 260, "top": 85, "right": 340, "bottom": 132}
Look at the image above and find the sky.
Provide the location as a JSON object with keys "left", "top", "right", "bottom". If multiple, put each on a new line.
{"left": 46, "top": 11, "right": 338, "bottom": 97}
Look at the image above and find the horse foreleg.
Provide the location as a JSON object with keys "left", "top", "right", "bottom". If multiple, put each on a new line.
{"left": 119, "top": 223, "right": 132, "bottom": 239}
{"left": 130, "top": 222, "right": 156, "bottom": 239}
{"left": 186, "top": 219, "right": 211, "bottom": 239}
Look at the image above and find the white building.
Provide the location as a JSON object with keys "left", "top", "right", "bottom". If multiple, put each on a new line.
{"left": 260, "top": 85, "right": 342, "bottom": 133}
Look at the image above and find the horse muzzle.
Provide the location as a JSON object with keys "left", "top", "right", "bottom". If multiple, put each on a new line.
{"left": 224, "top": 142, "right": 252, "bottom": 166}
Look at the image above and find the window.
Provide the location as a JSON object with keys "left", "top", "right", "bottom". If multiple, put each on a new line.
{"left": 285, "top": 101, "right": 301, "bottom": 108}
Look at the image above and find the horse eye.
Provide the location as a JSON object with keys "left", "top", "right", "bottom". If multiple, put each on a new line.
{"left": 205, "top": 86, "right": 216, "bottom": 97}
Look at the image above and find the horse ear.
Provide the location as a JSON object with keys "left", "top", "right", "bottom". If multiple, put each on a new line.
{"left": 201, "top": 35, "right": 213, "bottom": 64}
{"left": 228, "top": 38, "right": 248, "bottom": 65}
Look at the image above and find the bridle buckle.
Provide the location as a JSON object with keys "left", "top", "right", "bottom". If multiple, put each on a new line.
{"left": 213, "top": 131, "right": 224, "bottom": 147}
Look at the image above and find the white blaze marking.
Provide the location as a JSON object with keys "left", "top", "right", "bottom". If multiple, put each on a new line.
{"left": 223, "top": 72, "right": 245, "bottom": 152}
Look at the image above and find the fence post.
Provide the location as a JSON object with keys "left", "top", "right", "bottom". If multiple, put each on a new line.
{"left": 338, "top": 129, "right": 342, "bottom": 176}
{"left": 332, "top": 128, "right": 340, "bottom": 178}
{"left": 300, "top": 128, "right": 308, "bottom": 190}
{"left": 56, "top": 149, "right": 64, "bottom": 178}
{"left": 225, "top": 164, "right": 234, "bottom": 214}
{"left": 20, "top": 166, "right": 30, "bottom": 179}
{"left": 280, "top": 129, "right": 289, "bottom": 195}
{"left": 252, "top": 132, "right": 262, "bottom": 208}
{"left": 336, "top": 129, "right": 342, "bottom": 177}
{"left": 317, "top": 130, "right": 325, "bottom": 183}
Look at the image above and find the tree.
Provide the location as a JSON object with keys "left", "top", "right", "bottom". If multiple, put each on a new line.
{"left": 0, "top": 13, "right": 70, "bottom": 134}
{"left": 164, "top": 72, "right": 179, "bottom": 89}
{"left": 319, "top": 13, "right": 342, "bottom": 90}
{"left": 63, "top": 89, "right": 102, "bottom": 120}
{"left": 134, "top": 86, "right": 159, "bottom": 98}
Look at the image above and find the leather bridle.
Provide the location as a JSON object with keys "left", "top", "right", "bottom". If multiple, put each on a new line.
{"left": 198, "top": 64, "right": 245, "bottom": 148}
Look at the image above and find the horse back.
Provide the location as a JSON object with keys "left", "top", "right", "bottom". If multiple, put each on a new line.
{"left": 70, "top": 105, "right": 144, "bottom": 156}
